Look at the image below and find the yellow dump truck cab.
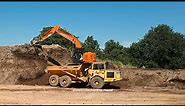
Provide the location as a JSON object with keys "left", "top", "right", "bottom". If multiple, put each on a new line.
{"left": 46, "top": 62, "right": 122, "bottom": 89}
{"left": 87, "top": 62, "right": 122, "bottom": 88}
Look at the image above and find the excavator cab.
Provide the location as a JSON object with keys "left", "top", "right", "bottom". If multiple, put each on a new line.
{"left": 69, "top": 48, "right": 96, "bottom": 64}
{"left": 72, "top": 48, "right": 83, "bottom": 63}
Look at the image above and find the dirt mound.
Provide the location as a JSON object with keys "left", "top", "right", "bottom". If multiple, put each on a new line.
{"left": 0, "top": 44, "right": 185, "bottom": 90}
{"left": 41, "top": 44, "right": 72, "bottom": 66}
{"left": 112, "top": 68, "right": 185, "bottom": 89}
{"left": 0, "top": 44, "right": 72, "bottom": 85}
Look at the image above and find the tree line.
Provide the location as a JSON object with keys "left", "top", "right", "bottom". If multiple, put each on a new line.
{"left": 34, "top": 24, "right": 185, "bottom": 69}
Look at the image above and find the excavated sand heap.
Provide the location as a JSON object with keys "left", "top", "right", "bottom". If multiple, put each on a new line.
{"left": 0, "top": 44, "right": 185, "bottom": 90}
{"left": 112, "top": 68, "right": 185, "bottom": 89}
{"left": 0, "top": 44, "right": 72, "bottom": 85}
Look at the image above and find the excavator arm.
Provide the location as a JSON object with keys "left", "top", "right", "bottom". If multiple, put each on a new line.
{"left": 31, "top": 25, "right": 96, "bottom": 63}
{"left": 32, "top": 25, "right": 82, "bottom": 49}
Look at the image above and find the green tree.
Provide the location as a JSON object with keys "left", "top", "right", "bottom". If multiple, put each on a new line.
{"left": 129, "top": 24, "right": 185, "bottom": 69}
{"left": 83, "top": 36, "right": 102, "bottom": 58}
{"left": 104, "top": 40, "right": 130, "bottom": 65}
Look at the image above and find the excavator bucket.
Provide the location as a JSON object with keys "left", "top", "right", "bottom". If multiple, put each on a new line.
{"left": 31, "top": 36, "right": 40, "bottom": 45}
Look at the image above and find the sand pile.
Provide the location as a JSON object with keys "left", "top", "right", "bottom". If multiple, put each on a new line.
{"left": 0, "top": 44, "right": 185, "bottom": 90}
{"left": 0, "top": 44, "right": 72, "bottom": 85}
{"left": 41, "top": 44, "right": 72, "bottom": 66}
{"left": 112, "top": 68, "right": 185, "bottom": 89}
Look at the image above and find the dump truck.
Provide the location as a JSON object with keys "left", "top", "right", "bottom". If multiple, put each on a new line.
{"left": 31, "top": 25, "right": 122, "bottom": 89}
{"left": 46, "top": 62, "right": 122, "bottom": 89}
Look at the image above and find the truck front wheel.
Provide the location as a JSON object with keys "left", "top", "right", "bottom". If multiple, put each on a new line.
{"left": 59, "top": 75, "right": 72, "bottom": 88}
{"left": 49, "top": 75, "right": 59, "bottom": 87}
{"left": 90, "top": 76, "right": 104, "bottom": 89}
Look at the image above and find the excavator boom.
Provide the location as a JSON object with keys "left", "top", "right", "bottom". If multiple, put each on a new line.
{"left": 31, "top": 25, "right": 96, "bottom": 63}
{"left": 39, "top": 25, "right": 60, "bottom": 41}
{"left": 37, "top": 25, "right": 82, "bottom": 49}
{"left": 56, "top": 29, "right": 82, "bottom": 48}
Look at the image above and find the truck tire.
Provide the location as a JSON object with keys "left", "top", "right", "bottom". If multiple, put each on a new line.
{"left": 49, "top": 75, "right": 59, "bottom": 87}
{"left": 59, "top": 75, "right": 72, "bottom": 88}
{"left": 90, "top": 76, "right": 104, "bottom": 89}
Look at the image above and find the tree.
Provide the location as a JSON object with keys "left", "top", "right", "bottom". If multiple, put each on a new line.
{"left": 129, "top": 24, "right": 185, "bottom": 69}
{"left": 83, "top": 36, "right": 102, "bottom": 58}
{"left": 104, "top": 40, "right": 130, "bottom": 65}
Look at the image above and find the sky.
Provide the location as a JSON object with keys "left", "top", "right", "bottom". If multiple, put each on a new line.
{"left": 0, "top": 2, "right": 184, "bottom": 48}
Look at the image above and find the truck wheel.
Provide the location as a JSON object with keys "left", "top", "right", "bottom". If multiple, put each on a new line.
{"left": 90, "top": 76, "right": 104, "bottom": 89}
{"left": 49, "top": 75, "right": 59, "bottom": 87}
{"left": 59, "top": 75, "right": 72, "bottom": 88}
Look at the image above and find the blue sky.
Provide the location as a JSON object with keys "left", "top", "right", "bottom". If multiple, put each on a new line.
{"left": 0, "top": 2, "right": 184, "bottom": 48}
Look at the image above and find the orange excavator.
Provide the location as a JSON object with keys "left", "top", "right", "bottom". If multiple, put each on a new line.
{"left": 31, "top": 25, "right": 96, "bottom": 64}
{"left": 30, "top": 25, "right": 122, "bottom": 89}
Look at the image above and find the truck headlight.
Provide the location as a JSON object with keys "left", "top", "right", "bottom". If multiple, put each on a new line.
{"left": 116, "top": 72, "right": 121, "bottom": 78}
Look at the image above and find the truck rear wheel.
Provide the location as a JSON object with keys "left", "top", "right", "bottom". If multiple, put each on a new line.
{"left": 49, "top": 75, "right": 59, "bottom": 87}
{"left": 59, "top": 75, "right": 72, "bottom": 88}
{"left": 90, "top": 76, "right": 104, "bottom": 89}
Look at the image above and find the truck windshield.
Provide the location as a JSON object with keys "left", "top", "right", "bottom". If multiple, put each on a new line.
{"left": 93, "top": 64, "right": 105, "bottom": 70}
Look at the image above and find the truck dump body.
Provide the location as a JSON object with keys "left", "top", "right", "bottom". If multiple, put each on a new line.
{"left": 46, "top": 63, "right": 91, "bottom": 82}
{"left": 47, "top": 65, "right": 81, "bottom": 77}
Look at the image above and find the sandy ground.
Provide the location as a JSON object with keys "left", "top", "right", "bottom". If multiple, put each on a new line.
{"left": 0, "top": 84, "right": 185, "bottom": 105}
{"left": 0, "top": 45, "right": 185, "bottom": 105}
